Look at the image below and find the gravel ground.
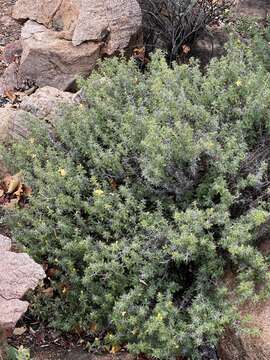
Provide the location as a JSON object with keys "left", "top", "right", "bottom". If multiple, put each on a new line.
{"left": 0, "top": 0, "right": 21, "bottom": 75}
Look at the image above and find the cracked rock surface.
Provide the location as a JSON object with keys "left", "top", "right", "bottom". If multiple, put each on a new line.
{"left": 0, "top": 235, "right": 45, "bottom": 333}
{"left": 9, "top": 0, "right": 142, "bottom": 90}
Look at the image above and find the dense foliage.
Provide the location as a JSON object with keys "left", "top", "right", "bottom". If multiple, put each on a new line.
{"left": 3, "top": 29, "right": 270, "bottom": 359}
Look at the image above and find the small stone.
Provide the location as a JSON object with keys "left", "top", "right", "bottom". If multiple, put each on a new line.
{"left": 0, "top": 235, "right": 11, "bottom": 252}
{"left": 13, "top": 326, "right": 27, "bottom": 336}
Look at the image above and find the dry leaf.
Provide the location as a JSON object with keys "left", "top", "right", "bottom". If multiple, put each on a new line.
{"left": 22, "top": 184, "right": 32, "bottom": 197}
{"left": 3, "top": 89, "right": 17, "bottom": 103}
{"left": 42, "top": 287, "right": 54, "bottom": 298}
{"left": 109, "top": 178, "right": 118, "bottom": 191}
{"left": 110, "top": 345, "right": 121, "bottom": 354}
{"left": 47, "top": 267, "right": 60, "bottom": 278}
{"left": 13, "top": 183, "right": 23, "bottom": 198}
{"left": 0, "top": 172, "right": 31, "bottom": 208}
{"left": 90, "top": 322, "right": 97, "bottom": 332}
{"left": 13, "top": 326, "right": 27, "bottom": 336}
{"left": 182, "top": 45, "right": 191, "bottom": 54}
{"left": 7, "top": 172, "right": 22, "bottom": 194}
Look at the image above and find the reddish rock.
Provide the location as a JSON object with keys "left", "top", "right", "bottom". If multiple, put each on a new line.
{"left": 19, "top": 21, "right": 101, "bottom": 90}
{"left": 11, "top": 1, "right": 142, "bottom": 90}
{"left": 2, "top": 40, "right": 22, "bottom": 65}
{"left": 12, "top": 0, "right": 63, "bottom": 27}
{"left": 13, "top": 0, "right": 142, "bottom": 50}
{"left": 0, "top": 62, "right": 25, "bottom": 97}
{"left": 72, "top": 0, "right": 142, "bottom": 53}
{"left": 52, "top": 0, "right": 80, "bottom": 34}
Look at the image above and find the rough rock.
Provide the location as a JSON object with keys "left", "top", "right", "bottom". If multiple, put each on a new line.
{"left": 10, "top": 0, "right": 142, "bottom": 90}
{"left": 20, "top": 86, "right": 74, "bottom": 122}
{"left": 0, "top": 236, "right": 45, "bottom": 333}
{"left": 0, "top": 107, "right": 29, "bottom": 142}
{"left": 19, "top": 21, "right": 101, "bottom": 90}
{"left": 0, "top": 62, "right": 25, "bottom": 97}
{"left": 52, "top": 0, "right": 80, "bottom": 34}
{"left": 235, "top": 0, "right": 270, "bottom": 18}
{"left": 13, "top": 0, "right": 64, "bottom": 27}
{"left": 2, "top": 40, "right": 22, "bottom": 65}
{"left": 72, "top": 0, "right": 142, "bottom": 53}
{"left": 0, "top": 235, "right": 11, "bottom": 252}
{"left": 0, "top": 298, "right": 29, "bottom": 334}
{"left": 0, "top": 252, "right": 44, "bottom": 299}
{"left": 13, "top": 0, "right": 142, "bottom": 51}
{"left": 13, "top": 0, "right": 80, "bottom": 34}
{"left": 219, "top": 299, "right": 270, "bottom": 360}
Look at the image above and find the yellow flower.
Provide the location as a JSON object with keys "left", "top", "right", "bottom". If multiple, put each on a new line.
{"left": 29, "top": 137, "right": 35, "bottom": 144}
{"left": 93, "top": 189, "right": 104, "bottom": 197}
{"left": 236, "top": 80, "right": 242, "bottom": 87}
{"left": 59, "top": 168, "right": 67, "bottom": 177}
{"left": 156, "top": 313, "right": 163, "bottom": 321}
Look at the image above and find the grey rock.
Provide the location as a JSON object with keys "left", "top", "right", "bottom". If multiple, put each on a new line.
{"left": 20, "top": 86, "right": 74, "bottom": 122}
{"left": 0, "top": 235, "right": 11, "bottom": 252}
{"left": 0, "top": 236, "right": 45, "bottom": 333}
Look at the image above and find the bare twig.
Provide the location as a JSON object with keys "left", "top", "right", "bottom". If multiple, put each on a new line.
{"left": 140, "top": 0, "right": 234, "bottom": 63}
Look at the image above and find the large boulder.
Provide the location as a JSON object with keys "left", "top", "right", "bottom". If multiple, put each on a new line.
{"left": 13, "top": 0, "right": 142, "bottom": 51}
{"left": 12, "top": 0, "right": 80, "bottom": 34}
{"left": 10, "top": 0, "right": 142, "bottom": 90}
{"left": 19, "top": 20, "right": 101, "bottom": 90}
{"left": 72, "top": 0, "right": 142, "bottom": 53}
{"left": 13, "top": 0, "right": 68, "bottom": 28}
{"left": 0, "top": 235, "right": 45, "bottom": 334}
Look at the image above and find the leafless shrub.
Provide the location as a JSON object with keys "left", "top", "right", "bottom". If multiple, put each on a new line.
{"left": 140, "top": 0, "right": 234, "bottom": 63}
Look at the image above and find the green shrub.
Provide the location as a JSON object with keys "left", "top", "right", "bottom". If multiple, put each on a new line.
{"left": 232, "top": 16, "right": 270, "bottom": 71}
{"left": 2, "top": 34, "right": 270, "bottom": 359}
